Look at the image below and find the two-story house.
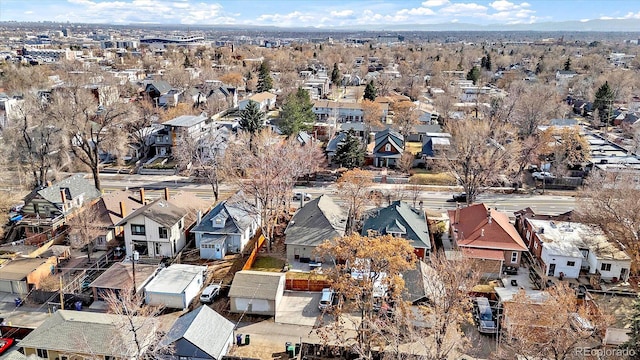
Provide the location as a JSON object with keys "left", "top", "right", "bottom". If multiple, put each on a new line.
{"left": 448, "top": 203, "right": 528, "bottom": 278}
{"left": 523, "top": 218, "right": 631, "bottom": 282}
{"left": 313, "top": 100, "right": 389, "bottom": 124}
{"left": 154, "top": 112, "right": 209, "bottom": 156}
{"left": 238, "top": 92, "right": 277, "bottom": 112}
{"left": 372, "top": 128, "right": 404, "bottom": 168}
{"left": 190, "top": 192, "right": 260, "bottom": 260}
{"left": 116, "top": 197, "right": 188, "bottom": 259}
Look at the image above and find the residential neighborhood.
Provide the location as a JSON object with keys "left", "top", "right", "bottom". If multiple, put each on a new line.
{"left": 0, "top": 5, "right": 639, "bottom": 360}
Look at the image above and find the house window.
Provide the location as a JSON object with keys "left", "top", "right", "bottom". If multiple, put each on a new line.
{"left": 179, "top": 219, "right": 184, "bottom": 229}
{"left": 567, "top": 261, "right": 576, "bottom": 267}
{"left": 533, "top": 241, "right": 538, "bottom": 250}
{"left": 601, "top": 263, "right": 612, "bottom": 272}
{"left": 159, "top": 227, "right": 168, "bottom": 239}
{"left": 526, "top": 231, "right": 530, "bottom": 240}
{"left": 510, "top": 252, "right": 518, "bottom": 263}
{"left": 37, "top": 349, "right": 48, "bottom": 358}
{"left": 131, "top": 224, "right": 146, "bottom": 235}
{"left": 179, "top": 357, "right": 189, "bottom": 360}
{"left": 385, "top": 144, "right": 392, "bottom": 152}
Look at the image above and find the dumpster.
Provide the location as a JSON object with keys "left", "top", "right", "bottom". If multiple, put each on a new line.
{"left": 236, "top": 334, "right": 243, "bottom": 346}
{"left": 244, "top": 334, "right": 250, "bottom": 345}
{"left": 75, "top": 301, "right": 83, "bottom": 311}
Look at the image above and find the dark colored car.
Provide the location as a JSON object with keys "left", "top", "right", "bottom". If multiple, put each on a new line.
{"left": 446, "top": 193, "right": 467, "bottom": 203}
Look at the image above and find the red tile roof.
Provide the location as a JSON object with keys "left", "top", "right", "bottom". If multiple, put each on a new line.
{"left": 448, "top": 203, "right": 527, "bottom": 252}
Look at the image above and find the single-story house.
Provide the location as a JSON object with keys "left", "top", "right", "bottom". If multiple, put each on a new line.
{"left": 89, "top": 261, "right": 158, "bottom": 300}
{"left": 361, "top": 201, "right": 432, "bottom": 260}
{"left": 0, "top": 257, "right": 58, "bottom": 294}
{"left": 144, "top": 264, "right": 206, "bottom": 310}
{"left": 160, "top": 305, "right": 235, "bottom": 360}
{"left": 284, "top": 195, "right": 347, "bottom": 263}
{"left": 238, "top": 92, "right": 277, "bottom": 112}
{"left": 229, "top": 270, "right": 285, "bottom": 316}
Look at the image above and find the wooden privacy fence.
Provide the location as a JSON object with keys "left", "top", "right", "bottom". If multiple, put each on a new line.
{"left": 242, "top": 234, "right": 266, "bottom": 270}
{"left": 285, "top": 278, "right": 331, "bottom": 291}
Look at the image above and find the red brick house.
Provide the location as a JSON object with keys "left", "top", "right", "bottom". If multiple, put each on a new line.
{"left": 448, "top": 203, "right": 528, "bottom": 274}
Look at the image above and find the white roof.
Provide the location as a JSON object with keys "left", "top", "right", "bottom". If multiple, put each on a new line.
{"left": 144, "top": 264, "right": 206, "bottom": 294}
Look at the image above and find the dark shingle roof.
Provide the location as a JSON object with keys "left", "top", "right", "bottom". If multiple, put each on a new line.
{"left": 361, "top": 201, "right": 431, "bottom": 250}
{"left": 115, "top": 198, "right": 186, "bottom": 228}
{"left": 190, "top": 192, "right": 257, "bottom": 235}
{"left": 284, "top": 195, "right": 347, "bottom": 247}
{"left": 33, "top": 174, "right": 100, "bottom": 211}
{"left": 160, "top": 305, "right": 234, "bottom": 359}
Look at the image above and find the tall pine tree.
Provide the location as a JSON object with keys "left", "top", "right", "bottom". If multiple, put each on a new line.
{"left": 594, "top": 81, "right": 614, "bottom": 125}
{"left": 364, "top": 80, "right": 377, "bottom": 101}
{"left": 331, "top": 63, "right": 342, "bottom": 85}
{"left": 257, "top": 61, "right": 273, "bottom": 93}
{"left": 280, "top": 88, "right": 315, "bottom": 136}
{"left": 334, "top": 129, "right": 364, "bottom": 168}
{"left": 623, "top": 295, "right": 640, "bottom": 355}
{"left": 240, "top": 100, "right": 264, "bottom": 134}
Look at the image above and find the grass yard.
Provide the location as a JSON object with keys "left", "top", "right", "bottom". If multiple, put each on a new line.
{"left": 405, "top": 141, "right": 423, "bottom": 155}
{"left": 251, "top": 256, "right": 286, "bottom": 272}
{"left": 409, "top": 172, "right": 457, "bottom": 186}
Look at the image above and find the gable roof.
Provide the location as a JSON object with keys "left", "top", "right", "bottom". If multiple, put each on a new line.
{"left": 19, "top": 310, "right": 155, "bottom": 357}
{"left": 99, "top": 189, "right": 146, "bottom": 227}
{"left": 284, "top": 195, "right": 347, "bottom": 247}
{"left": 115, "top": 198, "right": 186, "bottom": 228}
{"left": 163, "top": 113, "right": 208, "bottom": 128}
{"left": 447, "top": 203, "right": 527, "bottom": 252}
{"left": 249, "top": 92, "right": 276, "bottom": 102}
{"left": 160, "top": 305, "right": 234, "bottom": 359}
{"left": 191, "top": 192, "right": 257, "bottom": 235}
{"left": 373, "top": 128, "right": 404, "bottom": 154}
{"left": 29, "top": 174, "right": 100, "bottom": 209}
{"left": 325, "top": 132, "right": 347, "bottom": 153}
{"left": 228, "top": 270, "right": 284, "bottom": 300}
{"left": 146, "top": 80, "right": 172, "bottom": 94}
{"left": 361, "top": 201, "right": 431, "bottom": 250}
{"left": 144, "top": 264, "right": 206, "bottom": 295}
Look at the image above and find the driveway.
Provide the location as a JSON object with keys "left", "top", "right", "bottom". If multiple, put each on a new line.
{"left": 275, "top": 291, "right": 320, "bottom": 326}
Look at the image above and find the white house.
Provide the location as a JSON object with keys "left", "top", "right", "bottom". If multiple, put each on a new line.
{"left": 144, "top": 264, "right": 206, "bottom": 310}
{"left": 228, "top": 270, "right": 285, "bottom": 316}
{"left": 116, "top": 197, "right": 188, "bottom": 259}
{"left": 238, "top": 92, "right": 277, "bottom": 112}
{"left": 526, "top": 219, "right": 631, "bottom": 282}
{"left": 190, "top": 192, "right": 260, "bottom": 260}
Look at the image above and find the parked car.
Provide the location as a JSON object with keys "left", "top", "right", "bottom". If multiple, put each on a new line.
{"left": 446, "top": 193, "right": 467, "bottom": 203}
{"left": 293, "top": 192, "right": 312, "bottom": 201}
{"left": 200, "top": 284, "right": 221, "bottom": 303}
{"left": 532, "top": 171, "right": 554, "bottom": 180}
{"left": 318, "top": 288, "right": 335, "bottom": 311}
{"left": 0, "top": 338, "right": 14, "bottom": 355}
{"left": 473, "top": 297, "right": 498, "bottom": 335}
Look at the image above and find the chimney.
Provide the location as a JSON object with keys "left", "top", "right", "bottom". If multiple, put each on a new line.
{"left": 481, "top": 228, "right": 485, "bottom": 237}
{"left": 164, "top": 187, "right": 170, "bottom": 201}
{"left": 120, "top": 201, "right": 127, "bottom": 218}
{"left": 487, "top": 208, "right": 492, "bottom": 224}
{"left": 454, "top": 203, "right": 460, "bottom": 224}
{"left": 60, "top": 189, "right": 67, "bottom": 212}
{"left": 139, "top": 188, "right": 145, "bottom": 204}
{"left": 47, "top": 181, "right": 52, "bottom": 187}
{"left": 197, "top": 210, "right": 202, "bottom": 225}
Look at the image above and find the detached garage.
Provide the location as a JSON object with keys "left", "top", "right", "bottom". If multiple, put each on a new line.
{"left": 144, "top": 264, "right": 206, "bottom": 310}
{"left": 229, "top": 270, "right": 285, "bottom": 316}
{"left": 0, "top": 257, "right": 58, "bottom": 294}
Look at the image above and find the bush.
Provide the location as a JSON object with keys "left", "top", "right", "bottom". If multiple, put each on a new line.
{"left": 409, "top": 173, "right": 457, "bottom": 186}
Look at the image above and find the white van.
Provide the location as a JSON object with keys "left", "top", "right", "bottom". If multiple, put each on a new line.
{"left": 318, "top": 288, "right": 335, "bottom": 311}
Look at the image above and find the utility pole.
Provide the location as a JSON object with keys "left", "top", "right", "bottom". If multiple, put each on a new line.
{"left": 59, "top": 276, "right": 64, "bottom": 310}
{"left": 131, "top": 250, "right": 139, "bottom": 296}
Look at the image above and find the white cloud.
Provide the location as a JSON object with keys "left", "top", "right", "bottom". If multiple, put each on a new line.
{"left": 397, "top": 7, "right": 435, "bottom": 16}
{"left": 24, "top": 10, "right": 33, "bottom": 14}
{"left": 330, "top": 9, "right": 354, "bottom": 17}
{"left": 622, "top": 11, "right": 640, "bottom": 19}
{"left": 421, "top": 0, "right": 449, "bottom": 7}
{"left": 440, "top": 3, "right": 488, "bottom": 15}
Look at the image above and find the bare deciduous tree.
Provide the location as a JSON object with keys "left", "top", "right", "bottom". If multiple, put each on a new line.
{"left": 67, "top": 202, "right": 106, "bottom": 262}
{"left": 392, "top": 101, "right": 419, "bottom": 140}
{"left": 335, "top": 169, "right": 375, "bottom": 234}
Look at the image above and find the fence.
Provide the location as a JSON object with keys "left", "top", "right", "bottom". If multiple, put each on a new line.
{"left": 62, "top": 249, "right": 115, "bottom": 294}
{"left": 285, "top": 278, "right": 331, "bottom": 292}
{"left": 242, "top": 233, "right": 266, "bottom": 271}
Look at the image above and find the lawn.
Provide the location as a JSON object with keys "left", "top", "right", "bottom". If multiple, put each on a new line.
{"left": 405, "top": 141, "right": 423, "bottom": 155}
{"left": 251, "top": 256, "right": 285, "bottom": 272}
{"left": 409, "top": 172, "right": 457, "bottom": 185}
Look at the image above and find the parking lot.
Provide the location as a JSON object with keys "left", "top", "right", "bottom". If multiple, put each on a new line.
{"left": 275, "top": 291, "right": 321, "bottom": 326}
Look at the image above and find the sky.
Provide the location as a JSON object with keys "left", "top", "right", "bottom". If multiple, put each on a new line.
{"left": 1, "top": 0, "right": 639, "bottom": 28}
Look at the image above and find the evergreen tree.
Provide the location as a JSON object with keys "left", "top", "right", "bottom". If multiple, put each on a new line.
{"left": 331, "top": 63, "right": 342, "bottom": 86}
{"left": 280, "top": 88, "right": 315, "bottom": 136}
{"left": 480, "top": 56, "right": 487, "bottom": 70}
{"left": 239, "top": 100, "right": 264, "bottom": 134}
{"left": 594, "top": 81, "right": 614, "bottom": 125}
{"left": 466, "top": 66, "right": 481, "bottom": 85}
{"left": 257, "top": 61, "right": 273, "bottom": 93}
{"left": 485, "top": 53, "right": 492, "bottom": 70}
{"left": 183, "top": 53, "right": 192, "bottom": 68}
{"left": 333, "top": 129, "right": 364, "bottom": 168}
{"left": 623, "top": 295, "right": 640, "bottom": 355}
{"left": 364, "top": 80, "right": 377, "bottom": 101}
{"left": 564, "top": 57, "right": 572, "bottom": 71}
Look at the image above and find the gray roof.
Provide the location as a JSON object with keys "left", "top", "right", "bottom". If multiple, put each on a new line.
{"left": 0, "top": 258, "right": 50, "bottom": 281}
{"left": 146, "top": 80, "right": 172, "bottom": 94}
{"left": 160, "top": 305, "right": 234, "bottom": 359}
{"left": 19, "top": 310, "right": 154, "bottom": 357}
{"left": 284, "top": 195, "right": 347, "bottom": 247}
{"left": 116, "top": 198, "right": 186, "bottom": 228}
{"left": 191, "top": 193, "right": 257, "bottom": 235}
{"left": 373, "top": 128, "right": 404, "bottom": 154}
{"left": 325, "top": 132, "right": 347, "bottom": 153}
{"left": 144, "top": 264, "right": 206, "bottom": 295}
{"left": 163, "top": 113, "right": 208, "bottom": 128}
{"left": 361, "top": 201, "right": 431, "bottom": 250}
{"left": 34, "top": 174, "right": 100, "bottom": 210}
{"left": 228, "top": 270, "right": 284, "bottom": 300}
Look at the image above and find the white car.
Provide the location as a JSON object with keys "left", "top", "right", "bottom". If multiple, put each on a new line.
{"left": 293, "top": 192, "right": 312, "bottom": 201}
{"left": 532, "top": 171, "right": 553, "bottom": 180}
{"left": 200, "top": 284, "right": 221, "bottom": 303}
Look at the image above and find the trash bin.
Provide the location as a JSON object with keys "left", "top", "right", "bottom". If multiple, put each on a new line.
{"left": 75, "top": 301, "right": 83, "bottom": 311}
{"left": 295, "top": 343, "right": 301, "bottom": 356}
{"left": 285, "top": 342, "right": 291, "bottom": 353}
{"left": 236, "top": 334, "right": 243, "bottom": 346}
{"left": 287, "top": 344, "right": 294, "bottom": 358}
{"left": 244, "top": 334, "right": 250, "bottom": 345}
{"left": 14, "top": 298, "right": 22, "bottom": 307}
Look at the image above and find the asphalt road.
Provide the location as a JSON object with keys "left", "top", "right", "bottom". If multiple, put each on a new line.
{"left": 98, "top": 173, "right": 576, "bottom": 216}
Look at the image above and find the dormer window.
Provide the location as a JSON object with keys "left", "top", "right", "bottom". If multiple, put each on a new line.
{"left": 215, "top": 218, "right": 222, "bottom": 224}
